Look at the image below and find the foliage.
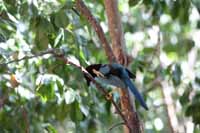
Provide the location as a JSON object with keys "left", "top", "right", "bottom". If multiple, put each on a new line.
{"left": 0, "top": 0, "right": 200, "bottom": 132}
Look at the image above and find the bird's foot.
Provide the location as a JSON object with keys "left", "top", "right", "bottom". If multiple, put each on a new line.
{"left": 92, "top": 69, "right": 105, "bottom": 78}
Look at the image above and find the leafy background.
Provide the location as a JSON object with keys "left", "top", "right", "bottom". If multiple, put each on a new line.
{"left": 0, "top": 0, "right": 200, "bottom": 132}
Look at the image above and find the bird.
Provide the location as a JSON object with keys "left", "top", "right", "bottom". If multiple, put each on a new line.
{"left": 84, "top": 63, "right": 148, "bottom": 110}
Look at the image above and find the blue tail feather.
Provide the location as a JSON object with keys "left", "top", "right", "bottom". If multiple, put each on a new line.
{"left": 123, "top": 78, "right": 148, "bottom": 110}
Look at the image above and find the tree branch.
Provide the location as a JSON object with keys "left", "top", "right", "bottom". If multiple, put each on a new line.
{"left": 0, "top": 49, "right": 55, "bottom": 66}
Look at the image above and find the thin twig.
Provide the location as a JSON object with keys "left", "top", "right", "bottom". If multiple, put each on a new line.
{"left": 108, "top": 122, "right": 125, "bottom": 131}
{"left": 0, "top": 49, "right": 54, "bottom": 66}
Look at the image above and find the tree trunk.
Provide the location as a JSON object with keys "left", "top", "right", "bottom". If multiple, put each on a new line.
{"left": 104, "top": 0, "right": 142, "bottom": 132}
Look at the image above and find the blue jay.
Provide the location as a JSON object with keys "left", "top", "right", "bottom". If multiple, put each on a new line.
{"left": 84, "top": 63, "right": 148, "bottom": 110}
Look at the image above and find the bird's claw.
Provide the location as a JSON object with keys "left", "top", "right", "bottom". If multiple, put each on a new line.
{"left": 92, "top": 69, "right": 105, "bottom": 78}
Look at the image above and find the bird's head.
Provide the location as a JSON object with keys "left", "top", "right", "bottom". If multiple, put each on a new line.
{"left": 84, "top": 64, "right": 102, "bottom": 85}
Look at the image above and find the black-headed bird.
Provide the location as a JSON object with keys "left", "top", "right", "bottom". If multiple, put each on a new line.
{"left": 84, "top": 63, "right": 148, "bottom": 110}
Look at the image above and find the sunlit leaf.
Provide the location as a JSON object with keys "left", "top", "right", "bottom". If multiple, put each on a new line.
{"left": 54, "top": 29, "right": 64, "bottom": 47}
{"left": 45, "top": 123, "right": 57, "bottom": 133}
{"left": 64, "top": 89, "right": 76, "bottom": 104}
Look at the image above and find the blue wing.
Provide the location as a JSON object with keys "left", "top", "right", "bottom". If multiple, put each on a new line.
{"left": 123, "top": 78, "right": 148, "bottom": 110}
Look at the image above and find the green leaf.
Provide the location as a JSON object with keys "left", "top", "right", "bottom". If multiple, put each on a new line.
{"left": 19, "top": 2, "right": 29, "bottom": 19}
{"left": 56, "top": 79, "right": 64, "bottom": 96}
{"left": 45, "top": 123, "right": 57, "bottom": 133}
{"left": 163, "top": 44, "right": 178, "bottom": 53}
{"left": 30, "top": 16, "right": 55, "bottom": 50}
{"left": 37, "top": 82, "right": 55, "bottom": 102}
{"left": 179, "top": 84, "right": 192, "bottom": 106}
{"left": 195, "top": 77, "right": 200, "bottom": 86}
{"left": 35, "top": 29, "right": 49, "bottom": 50}
{"left": 36, "top": 74, "right": 64, "bottom": 102}
{"left": 128, "top": 0, "right": 141, "bottom": 7}
{"left": 54, "top": 102, "right": 70, "bottom": 121}
{"left": 70, "top": 101, "right": 83, "bottom": 122}
{"left": 163, "top": 39, "right": 194, "bottom": 57}
{"left": 142, "top": 47, "right": 155, "bottom": 54}
{"left": 143, "top": 72, "right": 155, "bottom": 84}
{"left": 54, "top": 10, "right": 69, "bottom": 28}
{"left": 185, "top": 92, "right": 200, "bottom": 125}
